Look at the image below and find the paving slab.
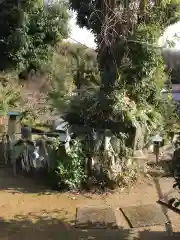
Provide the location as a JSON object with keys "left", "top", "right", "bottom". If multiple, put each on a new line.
{"left": 75, "top": 206, "right": 118, "bottom": 229}
{"left": 120, "top": 204, "right": 167, "bottom": 228}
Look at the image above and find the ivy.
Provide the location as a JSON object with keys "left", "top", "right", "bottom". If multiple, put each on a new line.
{"left": 48, "top": 139, "right": 86, "bottom": 190}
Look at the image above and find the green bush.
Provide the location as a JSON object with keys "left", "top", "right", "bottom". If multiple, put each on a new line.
{"left": 48, "top": 139, "right": 87, "bottom": 190}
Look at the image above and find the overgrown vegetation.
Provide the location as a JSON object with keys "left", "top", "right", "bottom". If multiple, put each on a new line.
{"left": 47, "top": 139, "right": 87, "bottom": 190}
{"left": 0, "top": 73, "right": 21, "bottom": 115}
{"left": 0, "top": 0, "right": 69, "bottom": 76}
{"left": 1, "top": 0, "right": 180, "bottom": 191}
{"left": 65, "top": 0, "right": 180, "bottom": 188}
{"left": 49, "top": 42, "right": 99, "bottom": 112}
{"left": 0, "top": 0, "right": 70, "bottom": 125}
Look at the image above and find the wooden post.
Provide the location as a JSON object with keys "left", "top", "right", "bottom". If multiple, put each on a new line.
{"left": 152, "top": 135, "right": 162, "bottom": 165}
{"left": 7, "top": 112, "right": 21, "bottom": 176}
{"left": 7, "top": 112, "right": 21, "bottom": 141}
{"left": 154, "top": 144, "right": 160, "bottom": 165}
{"left": 13, "top": 158, "right": 16, "bottom": 176}
{"left": 2, "top": 134, "right": 7, "bottom": 164}
{"left": 21, "top": 126, "right": 32, "bottom": 140}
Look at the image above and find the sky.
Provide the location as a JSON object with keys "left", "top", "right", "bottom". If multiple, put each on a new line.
{"left": 68, "top": 12, "right": 180, "bottom": 50}
{"left": 160, "top": 22, "right": 180, "bottom": 49}
{"left": 68, "top": 12, "right": 96, "bottom": 49}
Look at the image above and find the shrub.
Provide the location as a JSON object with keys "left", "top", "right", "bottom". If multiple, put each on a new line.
{"left": 48, "top": 139, "right": 86, "bottom": 190}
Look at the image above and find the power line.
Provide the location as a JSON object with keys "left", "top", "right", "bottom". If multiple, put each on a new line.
{"left": 67, "top": 35, "right": 168, "bottom": 51}
{"left": 66, "top": 36, "right": 96, "bottom": 50}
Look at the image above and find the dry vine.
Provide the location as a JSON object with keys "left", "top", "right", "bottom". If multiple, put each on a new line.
{"left": 88, "top": 0, "right": 164, "bottom": 48}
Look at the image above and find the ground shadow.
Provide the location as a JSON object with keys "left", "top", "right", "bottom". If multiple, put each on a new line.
{"left": 0, "top": 168, "right": 113, "bottom": 198}
{"left": 0, "top": 168, "right": 54, "bottom": 195}
{"left": 1, "top": 167, "right": 180, "bottom": 239}
{"left": 0, "top": 210, "right": 179, "bottom": 240}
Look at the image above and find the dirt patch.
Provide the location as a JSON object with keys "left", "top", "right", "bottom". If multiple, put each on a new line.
{"left": 0, "top": 168, "right": 180, "bottom": 239}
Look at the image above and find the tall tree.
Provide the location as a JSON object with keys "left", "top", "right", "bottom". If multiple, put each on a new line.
{"left": 68, "top": 0, "right": 180, "bottom": 132}
{"left": 0, "top": 0, "right": 69, "bottom": 73}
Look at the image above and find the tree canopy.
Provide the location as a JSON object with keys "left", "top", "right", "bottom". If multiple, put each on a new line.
{"left": 0, "top": 0, "right": 69, "bottom": 73}
{"left": 49, "top": 41, "right": 99, "bottom": 112}
{"left": 67, "top": 0, "right": 180, "bottom": 142}
{"left": 57, "top": 42, "right": 99, "bottom": 89}
{"left": 69, "top": 0, "right": 180, "bottom": 36}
